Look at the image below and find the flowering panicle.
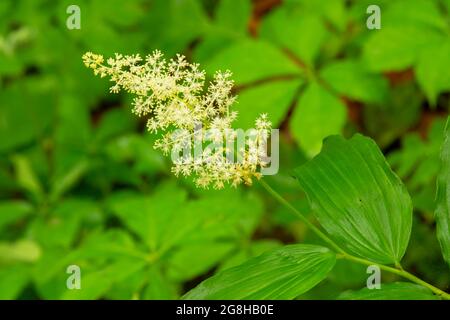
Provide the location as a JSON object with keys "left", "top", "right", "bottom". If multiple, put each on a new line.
{"left": 82, "top": 51, "right": 272, "bottom": 189}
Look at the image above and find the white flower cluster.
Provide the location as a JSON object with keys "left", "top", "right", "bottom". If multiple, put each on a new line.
{"left": 83, "top": 51, "right": 272, "bottom": 189}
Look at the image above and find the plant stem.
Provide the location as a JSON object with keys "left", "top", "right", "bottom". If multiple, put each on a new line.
{"left": 259, "top": 179, "right": 345, "bottom": 254}
{"left": 259, "top": 179, "right": 450, "bottom": 300}
{"left": 339, "top": 253, "right": 450, "bottom": 299}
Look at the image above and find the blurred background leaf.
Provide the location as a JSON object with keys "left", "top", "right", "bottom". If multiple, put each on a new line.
{"left": 0, "top": 0, "right": 449, "bottom": 300}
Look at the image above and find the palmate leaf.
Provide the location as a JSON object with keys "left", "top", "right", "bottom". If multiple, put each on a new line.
{"left": 233, "top": 79, "right": 302, "bottom": 129}
{"left": 32, "top": 229, "right": 145, "bottom": 296}
{"left": 183, "top": 244, "right": 336, "bottom": 300}
{"left": 217, "top": 240, "right": 283, "bottom": 273}
{"left": 388, "top": 118, "right": 446, "bottom": 212}
{"left": 193, "top": 0, "right": 251, "bottom": 64}
{"left": 290, "top": 82, "right": 347, "bottom": 156}
{"left": 294, "top": 134, "right": 412, "bottom": 264}
{"left": 107, "top": 182, "right": 188, "bottom": 252}
{"left": 143, "top": 267, "right": 178, "bottom": 300}
{"left": 260, "top": 9, "right": 328, "bottom": 66}
{"left": 204, "top": 40, "right": 301, "bottom": 85}
{"left": 61, "top": 258, "right": 147, "bottom": 300}
{"left": 28, "top": 199, "right": 100, "bottom": 249}
{"left": 167, "top": 242, "right": 235, "bottom": 282}
{"left": 435, "top": 117, "right": 450, "bottom": 268}
{"left": 362, "top": 0, "right": 446, "bottom": 72}
{"left": 319, "top": 60, "right": 389, "bottom": 105}
{"left": 416, "top": 41, "right": 450, "bottom": 106}
{"left": 339, "top": 282, "right": 439, "bottom": 300}
{"left": 382, "top": 0, "right": 448, "bottom": 32}
{"left": 363, "top": 25, "right": 443, "bottom": 72}
{"left": 108, "top": 184, "right": 263, "bottom": 255}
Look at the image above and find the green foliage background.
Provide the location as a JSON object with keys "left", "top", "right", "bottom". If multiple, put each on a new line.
{"left": 0, "top": 0, "right": 449, "bottom": 299}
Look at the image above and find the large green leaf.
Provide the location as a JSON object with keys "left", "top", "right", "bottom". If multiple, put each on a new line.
{"left": 294, "top": 134, "right": 413, "bottom": 264}
{"left": 290, "top": 82, "right": 347, "bottom": 156}
{"left": 416, "top": 41, "right": 450, "bottom": 106}
{"left": 339, "top": 282, "right": 439, "bottom": 300}
{"left": 320, "top": 60, "right": 389, "bottom": 104}
{"left": 382, "top": 0, "right": 448, "bottom": 31}
{"left": 435, "top": 117, "right": 450, "bottom": 268}
{"left": 234, "top": 79, "right": 301, "bottom": 129}
{"left": 260, "top": 8, "right": 328, "bottom": 66}
{"left": 363, "top": 26, "right": 443, "bottom": 72}
{"left": 183, "top": 244, "right": 336, "bottom": 300}
{"left": 362, "top": 0, "right": 447, "bottom": 72}
{"left": 205, "top": 40, "right": 301, "bottom": 84}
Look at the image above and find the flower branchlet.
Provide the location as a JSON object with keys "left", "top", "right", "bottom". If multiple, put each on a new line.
{"left": 83, "top": 51, "right": 272, "bottom": 189}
